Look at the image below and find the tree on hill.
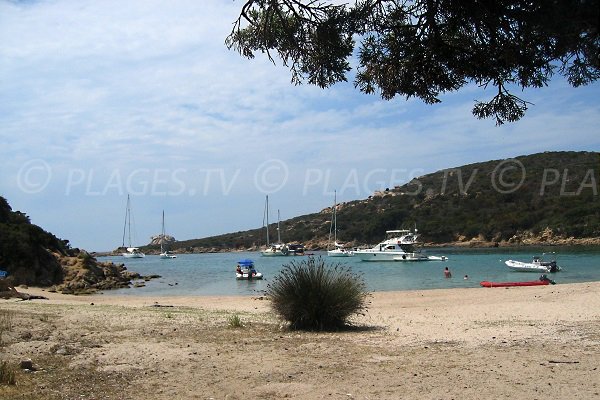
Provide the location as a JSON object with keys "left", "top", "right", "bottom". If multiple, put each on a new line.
{"left": 226, "top": 0, "right": 599, "bottom": 125}
{"left": 0, "top": 196, "right": 70, "bottom": 285}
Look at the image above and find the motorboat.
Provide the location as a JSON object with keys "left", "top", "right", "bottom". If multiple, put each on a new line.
{"left": 354, "top": 229, "right": 447, "bottom": 262}
{"left": 505, "top": 256, "right": 560, "bottom": 273}
{"left": 287, "top": 243, "right": 306, "bottom": 256}
{"left": 121, "top": 195, "right": 145, "bottom": 258}
{"left": 235, "top": 259, "right": 263, "bottom": 280}
{"left": 327, "top": 190, "right": 354, "bottom": 257}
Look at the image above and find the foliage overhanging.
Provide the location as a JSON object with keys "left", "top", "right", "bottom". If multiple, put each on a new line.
{"left": 227, "top": 0, "right": 599, "bottom": 124}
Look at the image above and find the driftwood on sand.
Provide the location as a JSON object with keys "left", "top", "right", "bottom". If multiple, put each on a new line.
{"left": 0, "top": 284, "right": 48, "bottom": 301}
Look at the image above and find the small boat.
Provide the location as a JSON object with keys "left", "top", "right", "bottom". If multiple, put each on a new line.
{"left": 328, "top": 244, "right": 354, "bottom": 257}
{"left": 480, "top": 275, "right": 556, "bottom": 287}
{"left": 505, "top": 255, "right": 560, "bottom": 273}
{"left": 354, "top": 229, "right": 447, "bottom": 262}
{"left": 287, "top": 243, "right": 306, "bottom": 256}
{"left": 121, "top": 195, "right": 145, "bottom": 258}
{"left": 235, "top": 259, "right": 263, "bottom": 280}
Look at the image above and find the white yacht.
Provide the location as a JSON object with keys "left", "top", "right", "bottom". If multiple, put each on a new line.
{"left": 354, "top": 229, "right": 446, "bottom": 262}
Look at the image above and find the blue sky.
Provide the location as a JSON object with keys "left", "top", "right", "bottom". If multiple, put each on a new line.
{"left": 1, "top": 0, "right": 599, "bottom": 251}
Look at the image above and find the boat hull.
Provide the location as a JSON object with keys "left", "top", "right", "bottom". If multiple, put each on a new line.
{"left": 261, "top": 251, "right": 288, "bottom": 257}
{"left": 236, "top": 272, "right": 263, "bottom": 280}
{"left": 122, "top": 252, "right": 145, "bottom": 258}
{"left": 355, "top": 251, "right": 430, "bottom": 261}
{"left": 505, "top": 260, "right": 559, "bottom": 273}
{"left": 261, "top": 243, "right": 290, "bottom": 256}
{"left": 480, "top": 280, "right": 550, "bottom": 287}
{"left": 327, "top": 249, "right": 354, "bottom": 257}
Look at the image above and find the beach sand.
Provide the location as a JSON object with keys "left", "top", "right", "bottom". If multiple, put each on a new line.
{"left": 1, "top": 282, "right": 599, "bottom": 399}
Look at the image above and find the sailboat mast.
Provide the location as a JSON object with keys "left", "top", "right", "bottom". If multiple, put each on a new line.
{"left": 277, "top": 209, "right": 281, "bottom": 243}
{"left": 122, "top": 194, "right": 129, "bottom": 248}
{"left": 128, "top": 196, "right": 133, "bottom": 247}
{"left": 264, "top": 195, "right": 270, "bottom": 246}
{"left": 161, "top": 210, "right": 165, "bottom": 253}
{"left": 333, "top": 190, "right": 337, "bottom": 244}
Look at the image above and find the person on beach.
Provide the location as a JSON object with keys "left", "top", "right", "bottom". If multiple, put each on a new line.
{"left": 444, "top": 267, "right": 452, "bottom": 278}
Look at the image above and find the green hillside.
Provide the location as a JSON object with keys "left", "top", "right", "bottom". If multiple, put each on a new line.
{"left": 157, "top": 151, "right": 599, "bottom": 251}
{"left": 0, "top": 196, "right": 70, "bottom": 285}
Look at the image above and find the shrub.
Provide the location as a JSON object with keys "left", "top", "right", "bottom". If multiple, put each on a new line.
{"left": 266, "top": 257, "right": 368, "bottom": 331}
{"left": 0, "top": 361, "right": 16, "bottom": 385}
{"left": 227, "top": 314, "right": 243, "bottom": 328}
{"left": 0, "top": 309, "right": 13, "bottom": 346}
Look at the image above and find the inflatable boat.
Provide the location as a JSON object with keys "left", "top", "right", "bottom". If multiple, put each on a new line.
{"left": 480, "top": 274, "right": 555, "bottom": 287}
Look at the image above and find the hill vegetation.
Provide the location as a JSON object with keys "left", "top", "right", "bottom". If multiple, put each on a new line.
{"left": 153, "top": 151, "right": 599, "bottom": 252}
{"left": 0, "top": 197, "right": 69, "bottom": 285}
{"left": 0, "top": 196, "right": 153, "bottom": 290}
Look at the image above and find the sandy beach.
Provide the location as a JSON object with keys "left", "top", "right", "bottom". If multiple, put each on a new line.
{"left": 1, "top": 282, "right": 599, "bottom": 399}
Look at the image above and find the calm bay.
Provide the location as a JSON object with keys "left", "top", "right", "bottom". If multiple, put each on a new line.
{"left": 98, "top": 246, "right": 600, "bottom": 297}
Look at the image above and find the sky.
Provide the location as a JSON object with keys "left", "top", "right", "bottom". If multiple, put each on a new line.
{"left": 1, "top": 0, "right": 599, "bottom": 252}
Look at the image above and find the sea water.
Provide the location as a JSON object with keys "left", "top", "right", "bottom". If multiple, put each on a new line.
{"left": 99, "top": 246, "right": 600, "bottom": 297}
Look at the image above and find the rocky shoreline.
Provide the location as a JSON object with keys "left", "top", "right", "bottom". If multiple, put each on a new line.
{"left": 428, "top": 228, "right": 600, "bottom": 248}
{"left": 49, "top": 252, "right": 160, "bottom": 295}
{"left": 1, "top": 250, "right": 160, "bottom": 298}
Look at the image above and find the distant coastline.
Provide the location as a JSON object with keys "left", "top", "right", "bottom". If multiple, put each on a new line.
{"left": 93, "top": 235, "right": 600, "bottom": 256}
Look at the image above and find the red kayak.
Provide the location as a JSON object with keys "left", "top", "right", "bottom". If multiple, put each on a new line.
{"left": 480, "top": 280, "right": 549, "bottom": 287}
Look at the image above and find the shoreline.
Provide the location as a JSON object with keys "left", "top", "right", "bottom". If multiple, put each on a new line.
{"left": 14, "top": 280, "right": 600, "bottom": 314}
{"left": 93, "top": 239, "right": 600, "bottom": 256}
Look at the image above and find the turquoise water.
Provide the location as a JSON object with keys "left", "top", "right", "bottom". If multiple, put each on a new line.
{"left": 99, "top": 246, "right": 600, "bottom": 297}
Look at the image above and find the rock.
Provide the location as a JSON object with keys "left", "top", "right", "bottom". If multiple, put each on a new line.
{"left": 20, "top": 359, "right": 33, "bottom": 370}
{"left": 149, "top": 234, "right": 176, "bottom": 246}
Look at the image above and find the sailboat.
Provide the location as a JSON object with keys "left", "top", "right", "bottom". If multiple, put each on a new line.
{"left": 327, "top": 190, "right": 354, "bottom": 257}
{"left": 121, "top": 195, "right": 145, "bottom": 258}
{"left": 261, "top": 196, "right": 290, "bottom": 256}
{"left": 159, "top": 210, "right": 177, "bottom": 259}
